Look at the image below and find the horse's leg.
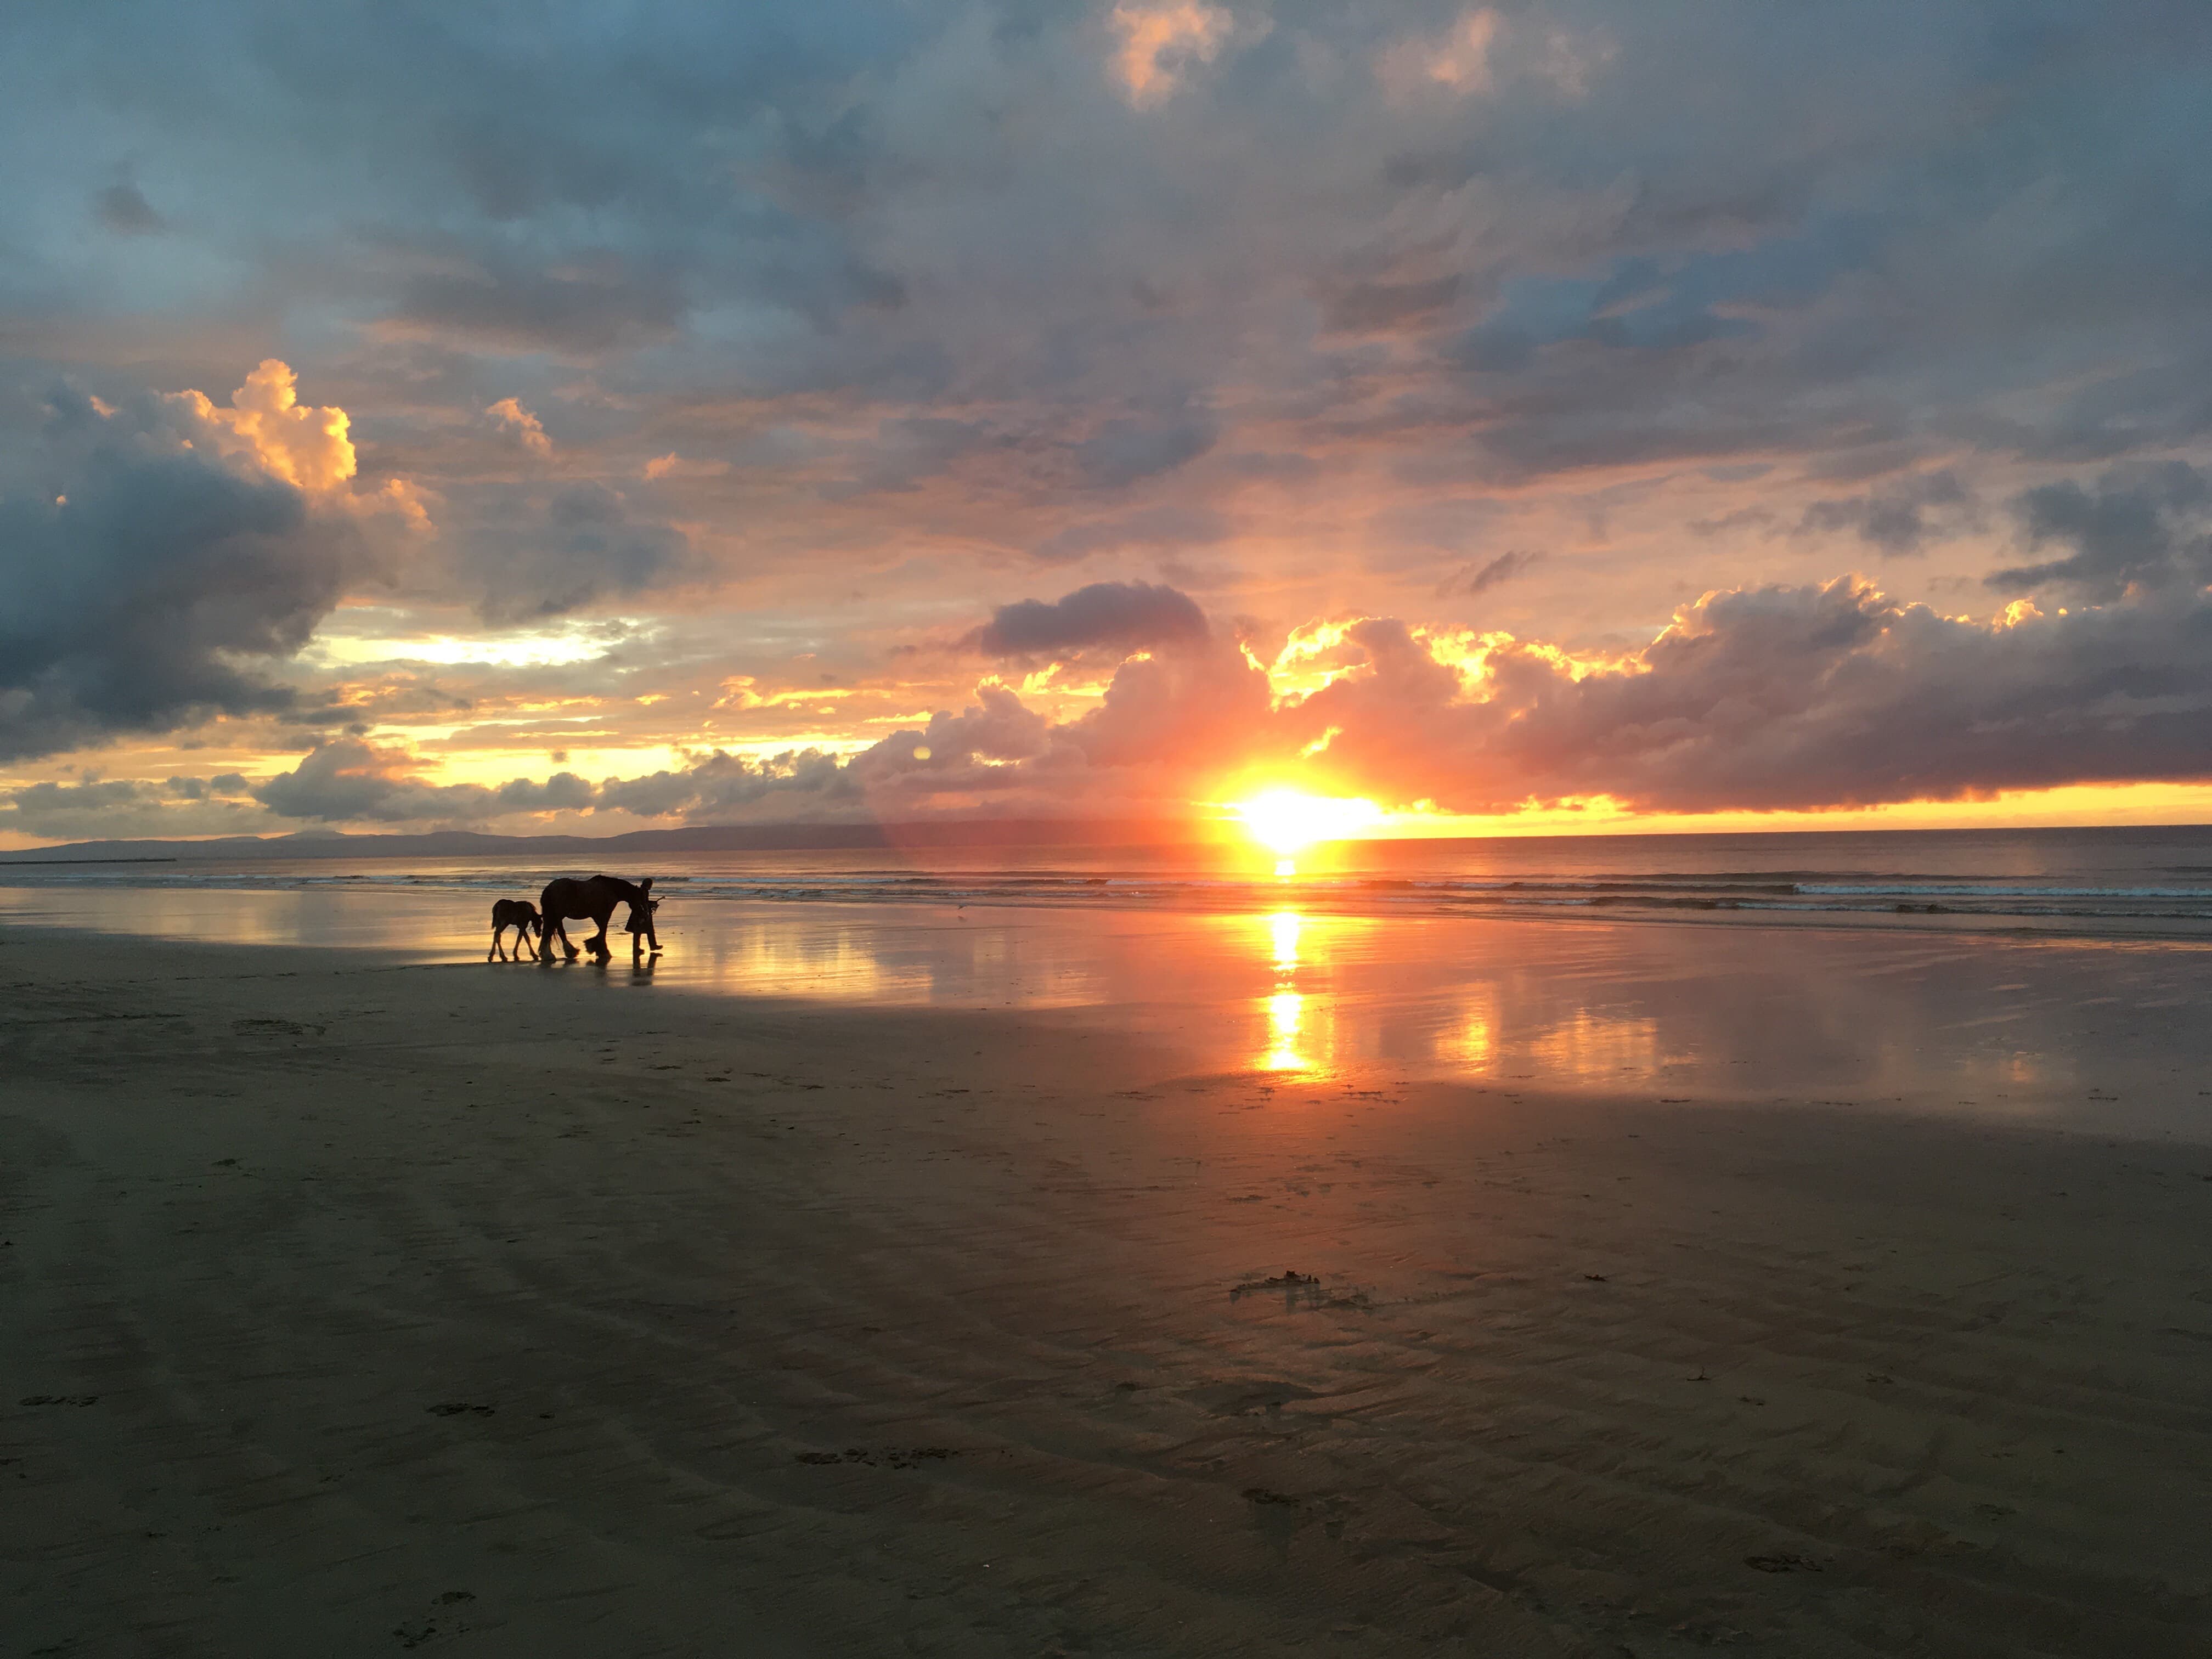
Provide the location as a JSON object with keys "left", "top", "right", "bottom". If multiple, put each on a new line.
{"left": 585, "top": 904, "right": 612, "bottom": 960}
{"left": 558, "top": 918, "right": 579, "bottom": 961}
{"left": 540, "top": 918, "right": 562, "bottom": 962}
{"left": 488, "top": 923, "right": 501, "bottom": 962}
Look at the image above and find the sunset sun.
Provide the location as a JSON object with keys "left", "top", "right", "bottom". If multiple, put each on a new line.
{"left": 1233, "top": 789, "right": 1383, "bottom": 856}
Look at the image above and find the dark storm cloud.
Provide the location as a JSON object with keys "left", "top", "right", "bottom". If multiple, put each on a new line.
{"left": 0, "top": 388, "right": 370, "bottom": 762}
{"left": 962, "top": 580, "right": 1208, "bottom": 659}
{"left": 1988, "top": 462, "right": 2212, "bottom": 600}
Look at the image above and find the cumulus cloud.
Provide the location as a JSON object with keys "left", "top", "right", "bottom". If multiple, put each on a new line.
{"left": 962, "top": 580, "right": 1208, "bottom": 659}
{"left": 167, "top": 360, "right": 358, "bottom": 493}
{"left": 0, "top": 368, "right": 398, "bottom": 761}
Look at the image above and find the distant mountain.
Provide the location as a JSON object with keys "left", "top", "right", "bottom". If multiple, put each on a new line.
{"left": 0, "top": 819, "right": 1214, "bottom": 864}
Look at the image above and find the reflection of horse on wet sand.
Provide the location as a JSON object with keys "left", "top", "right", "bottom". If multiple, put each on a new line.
{"left": 538, "top": 874, "right": 658, "bottom": 963}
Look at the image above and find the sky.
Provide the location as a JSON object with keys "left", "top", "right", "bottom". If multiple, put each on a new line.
{"left": 5, "top": 0, "right": 2212, "bottom": 848}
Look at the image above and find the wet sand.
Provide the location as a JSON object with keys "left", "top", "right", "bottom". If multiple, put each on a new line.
{"left": 3, "top": 930, "right": 2210, "bottom": 1656}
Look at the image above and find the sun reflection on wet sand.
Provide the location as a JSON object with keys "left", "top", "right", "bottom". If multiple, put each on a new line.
{"left": 1259, "top": 909, "right": 1313, "bottom": 1070}
{"left": 1263, "top": 989, "right": 1305, "bottom": 1071}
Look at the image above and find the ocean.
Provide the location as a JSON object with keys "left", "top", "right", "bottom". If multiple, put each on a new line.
{"left": 6, "top": 823, "right": 2212, "bottom": 933}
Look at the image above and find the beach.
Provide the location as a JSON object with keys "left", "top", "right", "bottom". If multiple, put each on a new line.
{"left": 4, "top": 919, "right": 2210, "bottom": 1656}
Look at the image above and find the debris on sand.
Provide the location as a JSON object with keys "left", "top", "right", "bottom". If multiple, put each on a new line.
{"left": 1230, "top": 1269, "right": 1318, "bottom": 1299}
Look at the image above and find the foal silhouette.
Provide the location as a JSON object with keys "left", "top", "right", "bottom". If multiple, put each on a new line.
{"left": 539, "top": 874, "right": 656, "bottom": 962}
{"left": 487, "top": 898, "right": 540, "bottom": 961}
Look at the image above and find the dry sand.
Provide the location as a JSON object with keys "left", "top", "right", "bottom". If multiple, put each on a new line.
{"left": 3, "top": 930, "right": 2210, "bottom": 1657}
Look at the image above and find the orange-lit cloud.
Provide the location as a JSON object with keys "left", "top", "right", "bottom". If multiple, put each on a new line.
{"left": 168, "top": 359, "right": 357, "bottom": 493}
{"left": 1110, "top": 1, "right": 1234, "bottom": 106}
{"left": 485, "top": 397, "right": 553, "bottom": 458}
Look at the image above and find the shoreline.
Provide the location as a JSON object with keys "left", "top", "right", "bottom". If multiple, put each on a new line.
{"left": 16, "top": 876, "right": 2212, "bottom": 951}
{"left": 3, "top": 932, "right": 2210, "bottom": 1655}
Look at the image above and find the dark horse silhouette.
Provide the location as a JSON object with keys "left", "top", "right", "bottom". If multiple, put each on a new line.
{"left": 487, "top": 898, "right": 540, "bottom": 962}
{"left": 539, "top": 873, "right": 656, "bottom": 962}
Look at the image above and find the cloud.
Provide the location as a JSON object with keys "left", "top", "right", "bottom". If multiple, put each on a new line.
{"left": 0, "top": 776, "right": 269, "bottom": 841}
{"left": 484, "top": 397, "right": 552, "bottom": 458}
{"left": 443, "top": 481, "right": 693, "bottom": 621}
{"left": 252, "top": 737, "right": 592, "bottom": 823}
{"left": 1799, "top": 470, "right": 1975, "bottom": 555}
{"left": 8, "top": 2, "right": 2212, "bottom": 833}
{"left": 1289, "top": 579, "right": 2212, "bottom": 814}
{"left": 94, "top": 179, "right": 164, "bottom": 235}
{"left": 166, "top": 360, "right": 358, "bottom": 493}
{"left": 388, "top": 256, "right": 684, "bottom": 356}
{"left": 1109, "top": 2, "right": 1234, "bottom": 108}
{"left": 1029, "top": 505, "right": 1227, "bottom": 566}
{"left": 962, "top": 580, "right": 1208, "bottom": 659}
{"left": 1379, "top": 9, "right": 1502, "bottom": 98}
{"left": 0, "top": 368, "right": 394, "bottom": 762}
{"left": 1442, "top": 549, "right": 1543, "bottom": 596}
{"left": 595, "top": 747, "right": 860, "bottom": 820}
{"left": 1073, "top": 411, "right": 1216, "bottom": 489}
{"left": 1987, "top": 462, "right": 2212, "bottom": 600}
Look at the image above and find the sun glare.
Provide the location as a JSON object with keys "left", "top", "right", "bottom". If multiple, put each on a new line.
{"left": 1234, "top": 788, "right": 1383, "bottom": 855}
